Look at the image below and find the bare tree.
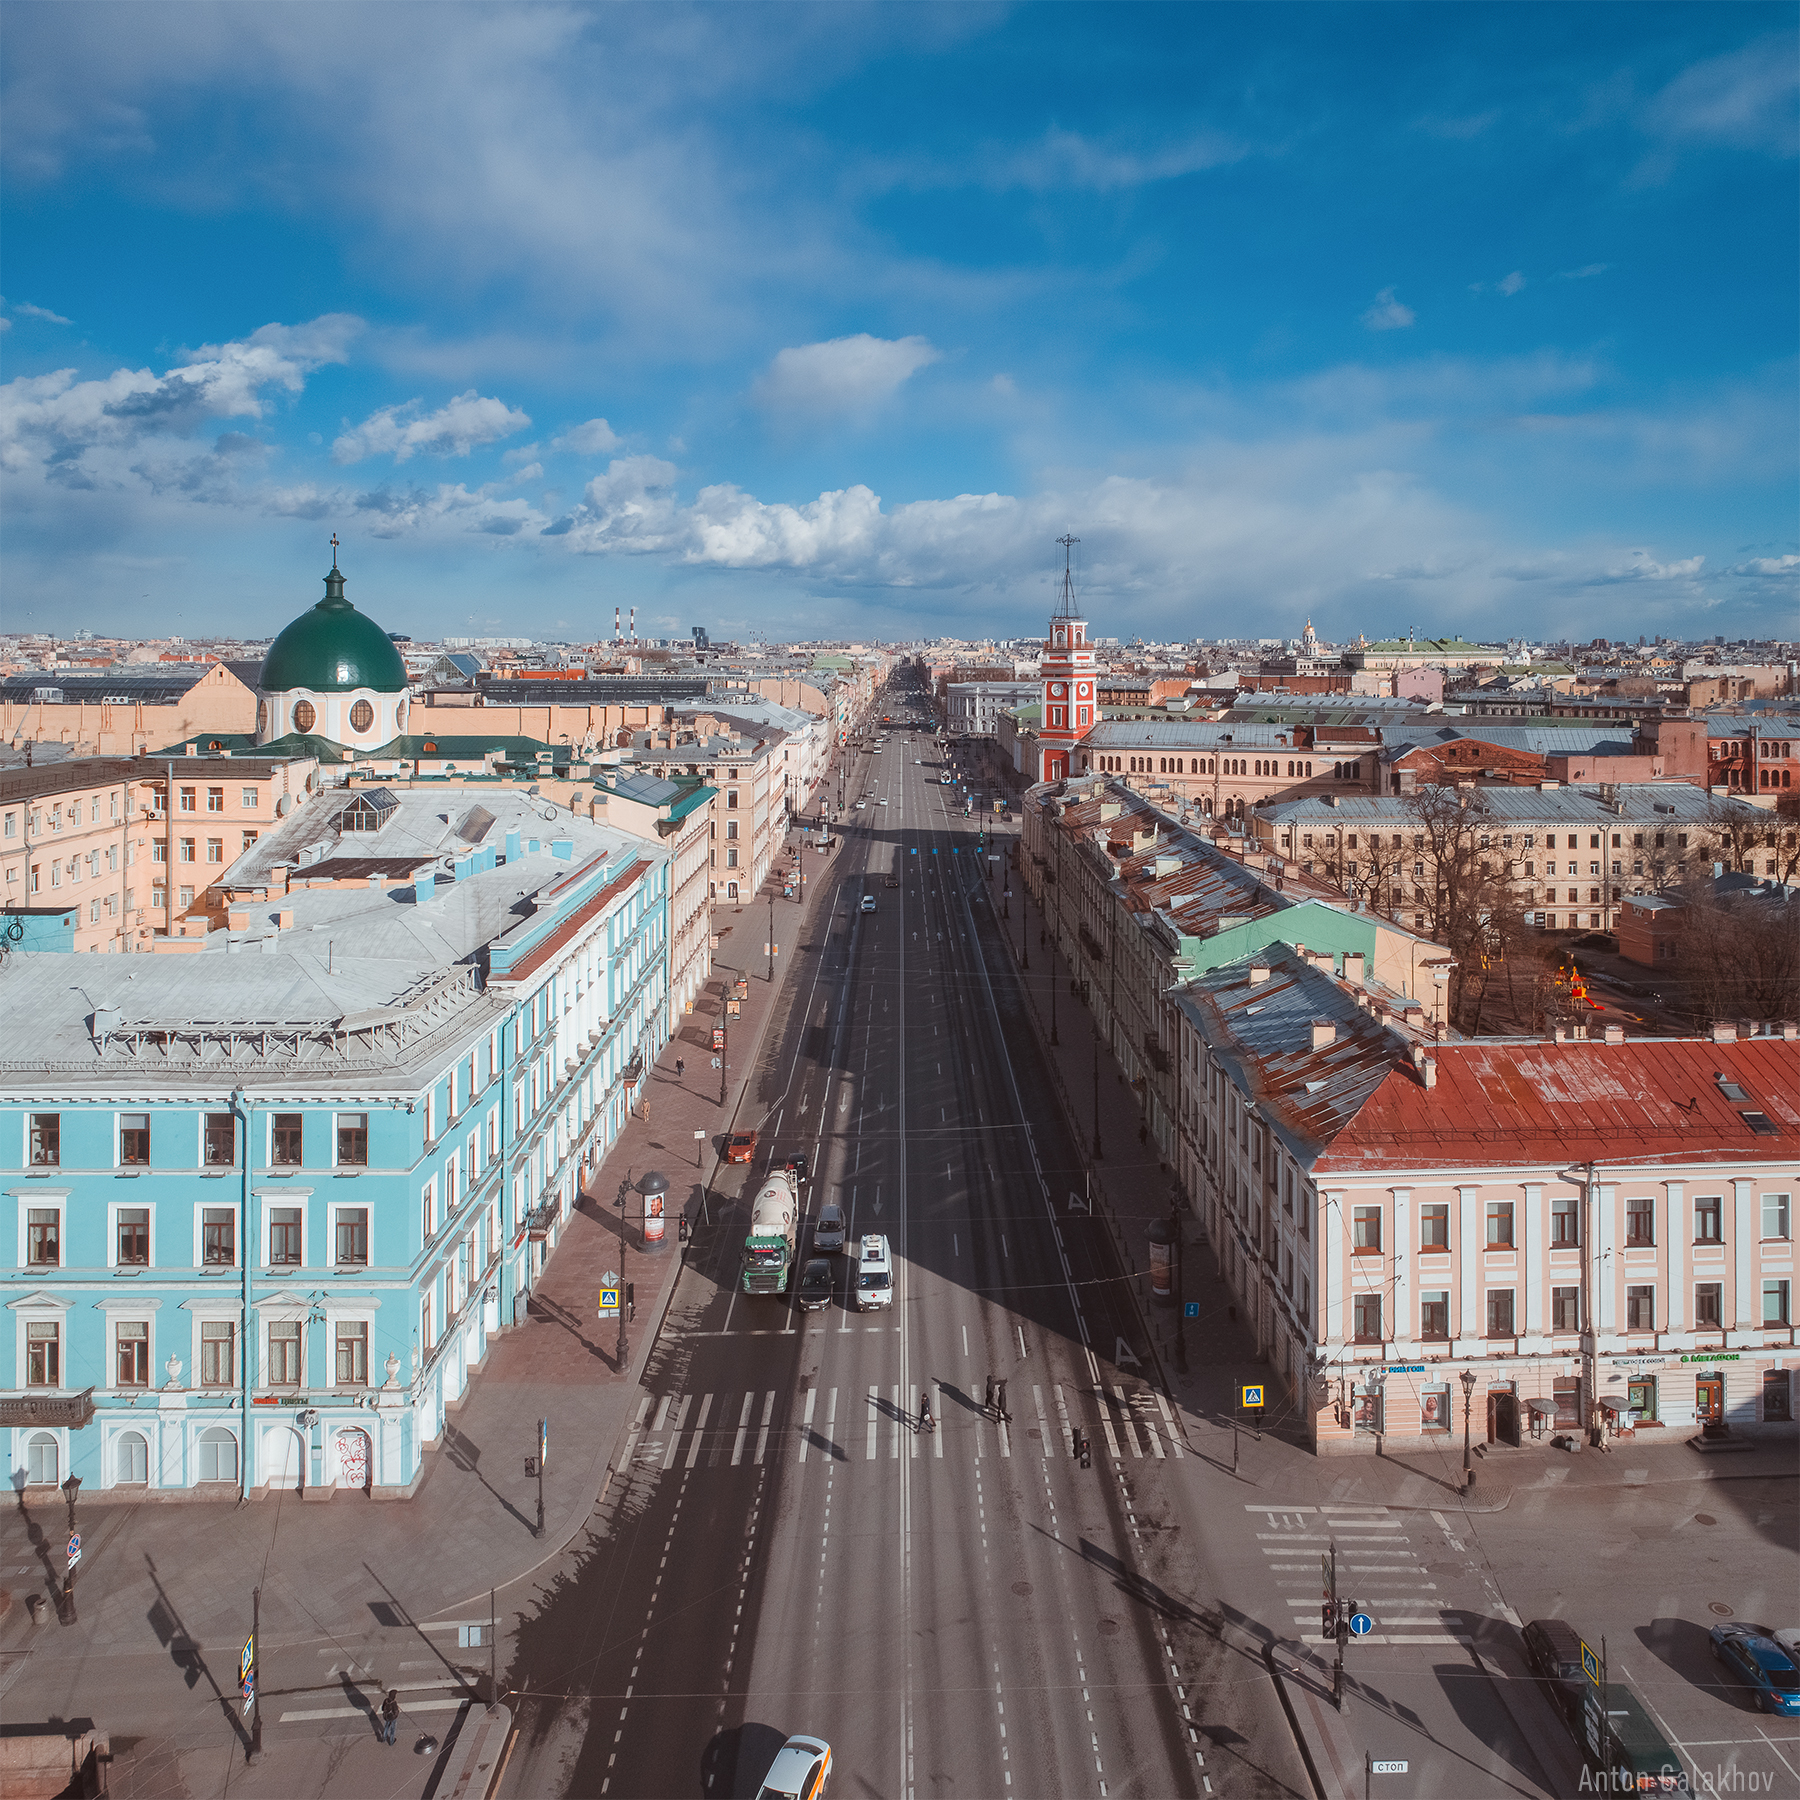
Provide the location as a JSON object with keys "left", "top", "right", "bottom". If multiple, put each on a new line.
{"left": 1667, "top": 876, "right": 1800, "bottom": 1025}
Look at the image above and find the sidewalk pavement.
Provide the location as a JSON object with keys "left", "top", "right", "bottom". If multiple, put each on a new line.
{"left": 0, "top": 764, "right": 858, "bottom": 1749}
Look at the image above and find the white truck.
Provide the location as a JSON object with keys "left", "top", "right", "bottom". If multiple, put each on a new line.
{"left": 741, "top": 1173, "right": 799, "bottom": 1297}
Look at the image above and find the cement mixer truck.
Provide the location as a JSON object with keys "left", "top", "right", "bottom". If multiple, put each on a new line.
{"left": 741, "top": 1171, "right": 799, "bottom": 1297}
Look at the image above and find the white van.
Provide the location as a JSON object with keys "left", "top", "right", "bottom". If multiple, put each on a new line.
{"left": 855, "top": 1234, "right": 894, "bottom": 1311}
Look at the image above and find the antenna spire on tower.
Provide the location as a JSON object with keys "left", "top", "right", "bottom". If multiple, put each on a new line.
{"left": 330, "top": 533, "right": 340, "bottom": 570}
{"left": 1055, "top": 533, "right": 1080, "bottom": 618}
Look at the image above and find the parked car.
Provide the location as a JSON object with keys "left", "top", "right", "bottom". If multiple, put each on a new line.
{"left": 756, "top": 1733, "right": 832, "bottom": 1800}
{"left": 797, "top": 1259, "right": 834, "bottom": 1312}
{"left": 1710, "top": 1624, "right": 1800, "bottom": 1715}
{"left": 1521, "top": 1618, "right": 1585, "bottom": 1723}
{"left": 727, "top": 1130, "right": 758, "bottom": 1164}
{"left": 813, "top": 1202, "right": 847, "bottom": 1253}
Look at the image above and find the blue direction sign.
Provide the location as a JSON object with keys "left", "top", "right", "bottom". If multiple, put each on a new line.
{"left": 1184, "top": 1301, "right": 1199, "bottom": 1319}
{"left": 1350, "top": 1612, "right": 1374, "bottom": 1637}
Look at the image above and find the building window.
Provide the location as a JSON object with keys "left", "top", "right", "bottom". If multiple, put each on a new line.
{"left": 206, "top": 838, "right": 223, "bottom": 863}
{"left": 1694, "top": 1283, "right": 1723, "bottom": 1329}
{"left": 336, "top": 1112, "right": 368, "bottom": 1166}
{"left": 203, "top": 1207, "right": 237, "bottom": 1266}
{"left": 335, "top": 1207, "right": 370, "bottom": 1267}
{"left": 273, "top": 1113, "right": 303, "bottom": 1166}
{"left": 206, "top": 786, "right": 224, "bottom": 812}
{"left": 1352, "top": 1206, "right": 1382, "bottom": 1252}
{"left": 268, "top": 1321, "right": 302, "bottom": 1387}
{"left": 26, "top": 1207, "right": 60, "bottom": 1266}
{"left": 26, "top": 1432, "right": 59, "bottom": 1485}
{"left": 335, "top": 1322, "right": 369, "bottom": 1387}
{"left": 292, "top": 699, "right": 316, "bottom": 734}
{"left": 1486, "top": 1289, "right": 1516, "bottom": 1336}
{"left": 725, "top": 847, "right": 738, "bottom": 867}
{"left": 242, "top": 788, "right": 259, "bottom": 809}
{"left": 349, "top": 699, "right": 374, "bottom": 732}
{"left": 1693, "top": 1195, "right": 1722, "bottom": 1242}
{"left": 1550, "top": 1196, "right": 1579, "bottom": 1247}
{"left": 29, "top": 1113, "right": 60, "bottom": 1167}
{"left": 1420, "top": 1385, "right": 1450, "bottom": 1431}
{"left": 179, "top": 786, "right": 197, "bottom": 813}
{"left": 1485, "top": 1201, "right": 1514, "bottom": 1247}
{"left": 1352, "top": 1293, "right": 1383, "bottom": 1342}
{"left": 119, "top": 1112, "right": 151, "bottom": 1165}
{"left": 726, "top": 789, "right": 739, "bottom": 808}
{"left": 1420, "top": 1292, "right": 1449, "bottom": 1339}
{"left": 204, "top": 1112, "right": 236, "bottom": 1167}
{"left": 116, "top": 1321, "right": 150, "bottom": 1387}
{"left": 179, "top": 837, "right": 196, "bottom": 862}
{"left": 241, "top": 830, "right": 257, "bottom": 853}
{"left": 1765, "top": 1280, "right": 1792, "bottom": 1327}
{"left": 178, "top": 886, "right": 194, "bottom": 909}
{"left": 26, "top": 1321, "right": 60, "bottom": 1386}
{"left": 1765, "top": 1371, "right": 1793, "bottom": 1423}
{"left": 117, "top": 1207, "right": 150, "bottom": 1265}
{"left": 1551, "top": 1286, "right": 1580, "bottom": 1332}
{"left": 196, "top": 1426, "right": 238, "bottom": 1482}
{"left": 726, "top": 819, "right": 738, "bottom": 839}
{"left": 1625, "top": 1286, "right": 1656, "bottom": 1330}
{"left": 1764, "top": 1192, "right": 1791, "bottom": 1240}
{"left": 269, "top": 1206, "right": 303, "bottom": 1267}
{"left": 1625, "top": 1197, "right": 1655, "bottom": 1246}
{"left": 1419, "top": 1203, "right": 1448, "bottom": 1248}
{"left": 200, "top": 1321, "right": 235, "bottom": 1386}
{"left": 116, "top": 1432, "right": 149, "bottom": 1485}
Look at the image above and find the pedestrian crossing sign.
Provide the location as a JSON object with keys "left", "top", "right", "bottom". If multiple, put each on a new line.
{"left": 1242, "top": 1385, "right": 1265, "bottom": 1409}
{"left": 599, "top": 1287, "right": 621, "bottom": 1318}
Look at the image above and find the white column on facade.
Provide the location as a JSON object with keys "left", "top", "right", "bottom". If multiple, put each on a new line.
{"left": 1324, "top": 1190, "right": 1345, "bottom": 1344}
{"left": 1391, "top": 1189, "right": 1411, "bottom": 1343}
{"left": 1664, "top": 1183, "right": 1686, "bottom": 1333}
{"left": 1594, "top": 1185, "right": 1616, "bottom": 1332}
{"left": 1732, "top": 1180, "right": 1755, "bottom": 1328}
{"left": 1523, "top": 1184, "right": 1544, "bottom": 1335}
{"left": 1458, "top": 1186, "right": 1480, "bottom": 1347}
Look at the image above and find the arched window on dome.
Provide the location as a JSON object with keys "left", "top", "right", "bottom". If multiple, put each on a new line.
{"left": 349, "top": 699, "right": 374, "bottom": 733}
{"left": 256, "top": 700, "right": 270, "bottom": 737}
{"left": 292, "top": 699, "right": 316, "bottom": 734}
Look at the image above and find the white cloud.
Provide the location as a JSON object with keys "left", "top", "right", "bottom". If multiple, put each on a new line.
{"left": 11, "top": 301, "right": 73, "bottom": 324}
{"left": 752, "top": 334, "right": 940, "bottom": 416}
{"left": 1728, "top": 553, "right": 1800, "bottom": 578}
{"left": 550, "top": 417, "right": 620, "bottom": 455}
{"left": 992, "top": 126, "right": 1246, "bottom": 192}
{"left": 1584, "top": 550, "right": 1706, "bottom": 585}
{"left": 1498, "top": 271, "right": 1526, "bottom": 297}
{"left": 332, "top": 389, "right": 531, "bottom": 464}
{"left": 1648, "top": 35, "right": 1799, "bottom": 157}
{"left": 1551, "top": 263, "right": 1610, "bottom": 282}
{"left": 1360, "top": 288, "right": 1415, "bottom": 332}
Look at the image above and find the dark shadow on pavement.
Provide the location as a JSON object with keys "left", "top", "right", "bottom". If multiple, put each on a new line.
{"left": 441, "top": 1424, "right": 540, "bottom": 1537}
{"left": 1432, "top": 1658, "right": 1553, "bottom": 1795}
{"left": 700, "top": 1721, "right": 786, "bottom": 1800}
{"left": 143, "top": 1553, "right": 250, "bottom": 1753}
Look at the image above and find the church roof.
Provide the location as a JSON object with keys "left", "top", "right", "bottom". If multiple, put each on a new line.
{"left": 260, "top": 564, "right": 409, "bottom": 696}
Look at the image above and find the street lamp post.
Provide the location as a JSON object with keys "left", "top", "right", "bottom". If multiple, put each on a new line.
{"left": 767, "top": 888, "right": 775, "bottom": 983}
{"left": 61, "top": 1474, "right": 81, "bottom": 1621}
{"left": 1171, "top": 1193, "right": 1187, "bottom": 1374}
{"left": 1050, "top": 943, "right": 1059, "bottom": 1045}
{"left": 1460, "top": 1367, "right": 1477, "bottom": 1486}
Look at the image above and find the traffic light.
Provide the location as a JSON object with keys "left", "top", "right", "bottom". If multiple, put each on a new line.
{"left": 1076, "top": 1430, "right": 1091, "bottom": 1469}
{"left": 1322, "top": 1600, "right": 1335, "bottom": 1637}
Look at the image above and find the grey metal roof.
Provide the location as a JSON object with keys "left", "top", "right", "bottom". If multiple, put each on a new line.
{"left": 0, "top": 668, "right": 216, "bottom": 705}
{"left": 1260, "top": 783, "right": 1768, "bottom": 825}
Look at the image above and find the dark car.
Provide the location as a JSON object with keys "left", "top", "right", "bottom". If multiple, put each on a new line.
{"left": 1521, "top": 1618, "right": 1585, "bottom": 1722}
{"left": 797, "top": 1258, "right": 835, "bottom": 1312}
{"left": 813, "top": 1202, "right": 846, "bottom": 1253}
{"left": 783, "top": 1152, "right": 809, "bottom": 1185}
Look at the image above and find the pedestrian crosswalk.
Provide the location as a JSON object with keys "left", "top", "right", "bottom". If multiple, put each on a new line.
{"left": 616, "top": 1381, "right": 1189, "bottom": 1476}
{"left": 1248, "top": 1503, "right": 1472, "bottom": 1647}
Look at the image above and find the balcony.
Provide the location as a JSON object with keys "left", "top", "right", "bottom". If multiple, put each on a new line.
{"left": 1078, "top": 925, "right": 1105, "bottom": 963}
{"left": 1140, "top": 1033, "right": 1170, "bottom": 1074}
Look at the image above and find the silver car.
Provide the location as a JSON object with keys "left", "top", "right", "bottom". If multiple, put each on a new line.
{"left": 814, "top": 1202, "right": 846, "bottom": 1253}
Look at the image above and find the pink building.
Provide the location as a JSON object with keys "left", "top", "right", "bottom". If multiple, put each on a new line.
{"left": 1173, "top": 946, "right": 1799, "bottom": 1455}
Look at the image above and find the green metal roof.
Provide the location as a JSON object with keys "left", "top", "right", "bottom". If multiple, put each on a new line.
{"left": 260, "top": 567, "right": 409, "bottom": 694}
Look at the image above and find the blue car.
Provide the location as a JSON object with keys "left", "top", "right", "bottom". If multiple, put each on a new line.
{"left": 1710, "top": 1624, "right": 1800, "bottom": 1715}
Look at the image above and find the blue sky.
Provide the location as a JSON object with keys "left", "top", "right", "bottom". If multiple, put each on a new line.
{"left": 2, "top": 2, "right": 1795, "bottom": 646}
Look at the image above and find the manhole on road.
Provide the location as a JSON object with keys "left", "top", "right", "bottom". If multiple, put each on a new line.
{"left": 1098, "top": 1618, "right": 1120, "bottom": 1637}
{"left": 1694, "top": 1513, "right": 1717, "bottom": 1526}
{"left": 1709, "top": 1601, "right": 1734, "bottom": 1616}
{"left": 1012, "top": 1582, "right": 1033, "bottom": 1598}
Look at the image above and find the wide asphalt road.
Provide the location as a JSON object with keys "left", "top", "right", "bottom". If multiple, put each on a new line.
{"left": 500, "top": 684, "right": 1309, "bottom": 1800}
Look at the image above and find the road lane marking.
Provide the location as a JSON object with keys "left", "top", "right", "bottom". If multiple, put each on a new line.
{"left": 891, "top": 1383, "right": 901, "bottom": 1458}
{"left": 753, "top": 1390, "right": 775, "bottom": 1464}
{"left": 686, "top": 1393, "right": 713, "bottom": 1468}
{"left": 866, "top": 1384, "right": 879, "bottom": 1460}
{"left": 1154, "top": 1390, "right": 1185, "bottom": 1458}
{"left": 1033, "top": 1384, "right": 1055, "bottom": 1457}
{"left": 798, "top": 1386, "right": 817, "bottom": 1462}
{"left": 651, "top": 1395, "right": 671, "bottom": 1433}
{"left": 1112, "top": 1387, "right": 1143, "bottom": 1458}
{"left": 661, "top": 1393, "right": 691, "bottom": 1470}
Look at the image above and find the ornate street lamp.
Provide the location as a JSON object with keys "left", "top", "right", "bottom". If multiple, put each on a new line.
{"left": 1460, "top": 1367, "right": 1478, "bottom": 1485}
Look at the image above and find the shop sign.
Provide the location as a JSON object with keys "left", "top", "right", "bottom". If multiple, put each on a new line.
{"left": 1381, "top": 1364, "right": 1426, "bottom": 1374}
{"left": 1679, "top": 1352, "right": 1740, "bottom": 1363}
{"left": 1608, "top": 1355, "right": 1666, "bottom": 1368}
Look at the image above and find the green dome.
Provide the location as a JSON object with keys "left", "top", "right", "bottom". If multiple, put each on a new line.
{"left": 261, "top": 567, "right": 409, "bottom": 694}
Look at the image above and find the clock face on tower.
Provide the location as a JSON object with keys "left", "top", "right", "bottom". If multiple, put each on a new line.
{"left": 1050, "top": 683, "right": 1065, "bottom": 697}
{"left": 1077, "top": 683, "right": 1090, "bottom": 697}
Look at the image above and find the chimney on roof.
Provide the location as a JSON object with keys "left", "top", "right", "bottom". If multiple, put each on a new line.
{"left": 1248, "top": 963, "right": 1271, "bottom": 986}
{"left": 1711, "top": 1020, "right": 1739, "bottom": 1043}
{"left": 1343, "top": 951, "right": 1366, "bottom": 986}
{"left": 1410, "top": 1044, "right": 1437, "bottom": 1088}
{"left": 1311, "top": 1020, "right": 1336, "bottom": 1050}
{"left": 1603, "top": 1023, "right": 1625, "bottom": 1044}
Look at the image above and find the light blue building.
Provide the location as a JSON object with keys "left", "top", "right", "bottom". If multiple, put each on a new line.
{"left": 3, "top": 780, "right": 670, "bottom": 1500}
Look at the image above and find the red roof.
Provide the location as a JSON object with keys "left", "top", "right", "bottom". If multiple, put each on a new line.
{"left": 1316, "top": 1037, "right": 1799, "bottom": 1174}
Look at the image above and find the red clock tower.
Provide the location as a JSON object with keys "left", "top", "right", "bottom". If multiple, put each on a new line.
{"left": 1037, "top": 533, "right": 1096, "bottom": 783}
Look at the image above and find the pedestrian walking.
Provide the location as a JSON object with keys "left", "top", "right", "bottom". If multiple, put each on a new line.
{"left": 919, "top": 1393, "right": 935, "bottom": 1434}
{"left": 984, "top": 1376, "right": 995, "bottom": 1416}
{"left": 380, "top": 1690, "right": 400, "bottom": 1745}
{"left": 676, "top": 1058, "right": 685, "bottom": 1080}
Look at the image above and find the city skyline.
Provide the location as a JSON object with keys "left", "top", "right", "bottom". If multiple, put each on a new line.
{"left": 3, "top": 4, "right": 1795, "bottom": 645}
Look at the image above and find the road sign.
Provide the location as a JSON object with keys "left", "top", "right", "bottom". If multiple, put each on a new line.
{"left": 599, "top": 1286, "right": 620, "bottom": 1317}
{"left": 1581, "top": 1640, "right": 1600, "bottom": 1686}
{"left": 1321, "top": 1554, "right": 1333, "bottom": 1589}
{"left": 1371, "top": 1762, "right": 1408, "bottom": 1775}
{"left": 67, "top": 1533, "right": 80, "bottom": 1564}
{"left": 1350, "top": 1612, "right": 1374, "bottom": 1637}
{"left": 694, "top": 1129, "right": 706, "bottom": 1140}
{"left": 1184, "top": 1301, "right": 1199, "bottom": 1319}
{"left": 1241, "top": 1384, "right": 1265, "bottom": 1409}
{"left": 240, "top": 1636, "right": 255, "bottom": 1684}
